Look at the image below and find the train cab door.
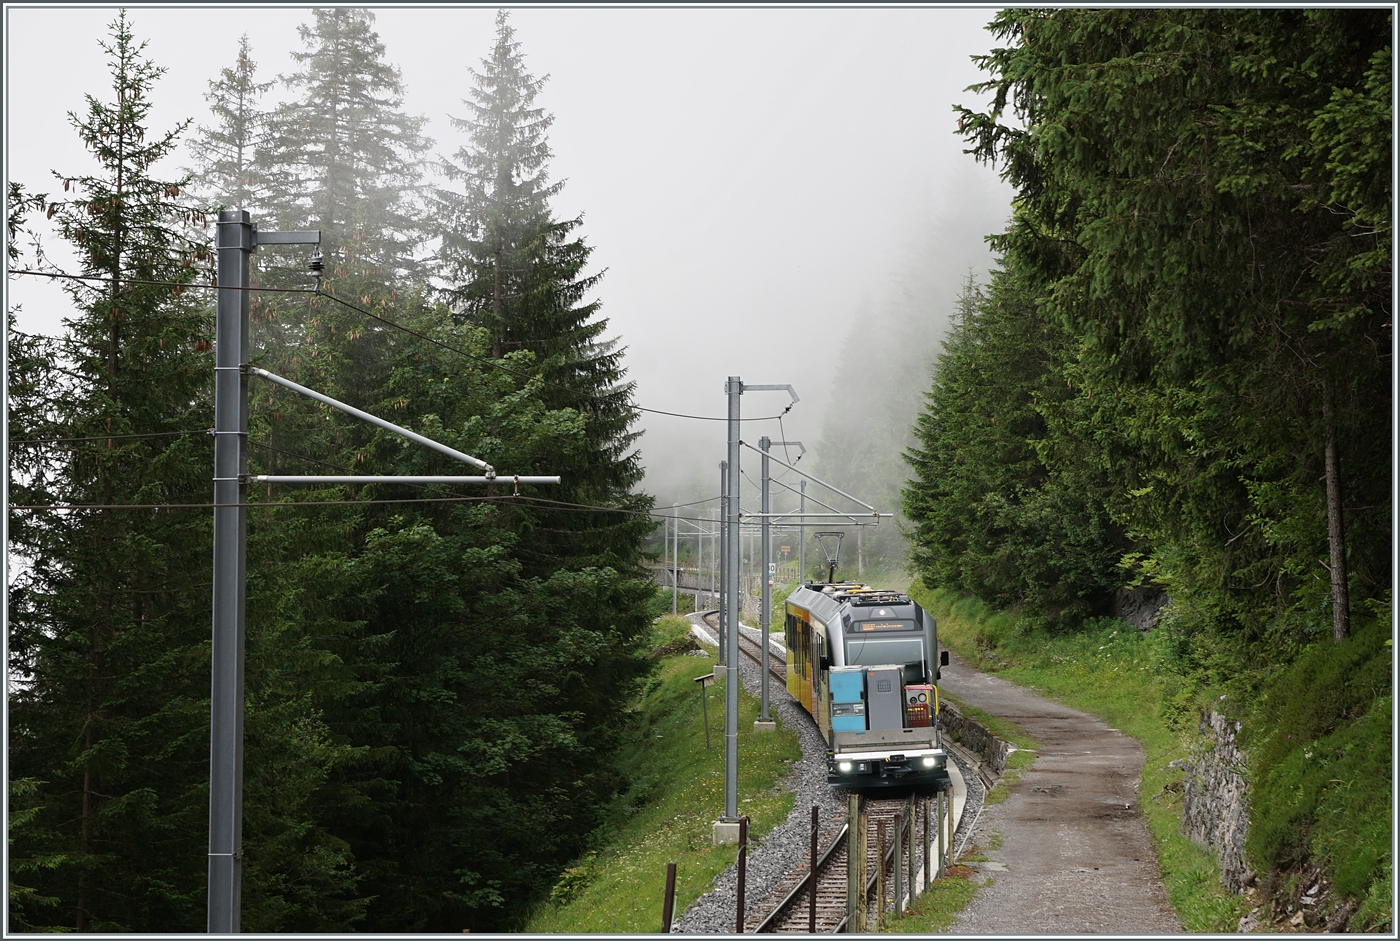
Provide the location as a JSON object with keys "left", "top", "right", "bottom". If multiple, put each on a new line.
{"left": 812, "top": 626, "right": 829, "bottom": 742}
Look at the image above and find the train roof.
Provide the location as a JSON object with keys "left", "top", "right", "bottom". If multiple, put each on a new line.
{"left": 788, "top": 582, "right": 919, "bottom": 624}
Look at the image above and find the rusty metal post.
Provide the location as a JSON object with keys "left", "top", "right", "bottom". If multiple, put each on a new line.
{"left": 906, "top": 797, "right": 915, "bottom": 906}
{"left": 876, "top": 820, "right": 887, "bottom": 929}
{"left": 893, "top": 811, "right": 904, "bottom": 917}
{"left": 855, "top": 809, "right": 869, "bottom": 932}
{"left": 662, "top": 862, "right": 677, "bottom": 933}
{"left": 735, "top": 815, "right": 749, "bottom": 933}
{"left": 809, "top": 804, "right": 819, "bottom": 933}
{"left": 845, "top": 794, "right": 859, "bottom": 933}
{"left": 935, "top": 792, "right": 945, "bottom": 879}
{"left": 945, "top": 790, "right": 955, "bottom": 869}
{"left": 922, "top": 798, "right": 931, "bottom": 891}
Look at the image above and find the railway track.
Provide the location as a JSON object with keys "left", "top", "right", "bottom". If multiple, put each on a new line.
{"left": 745, "top": 796, "right": 924, "bottom": 933}
{"left": 700, "top": 610, "right": 787, "bottom": 687}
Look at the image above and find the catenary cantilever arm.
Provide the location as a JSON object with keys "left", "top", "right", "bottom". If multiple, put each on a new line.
{"left": 249, "top": 366, "right": 495, "bottom": 477}
{"left": 251, "top": 475, "right": 560, "bottom": 485}
{"left": 738, "top": 439, "right": 875, "bottom": 510}
{"left": 741, "top": 383, "right": 800, "bottom": 406}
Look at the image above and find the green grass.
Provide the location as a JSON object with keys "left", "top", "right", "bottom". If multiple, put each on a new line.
{"left": 883, "top": 860, "right": 982, "bottom": 933}
{"left": 523, "top": 615, "right": 803, "bottom": 933}
{"left": 1240, "top": 614, "right": 1391, "bottom": 928}
{"left": 912, "top": 583, "right": 1249, "bottom": 932}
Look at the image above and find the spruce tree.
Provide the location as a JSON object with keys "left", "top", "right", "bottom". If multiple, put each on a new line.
{"left": 186, "top": 34, "right": 272, "bottom": 213}
{"left": 289, "top": 12, "right": 659, "bottom": 929}
{"left": 7, "top": 13, "right": 213, "bottom": 930}
{"left": 955, "top": 9, "right": 1391, "bottom": 646}
{"left": 902, "top": 271, "right": 1129, "bottom": 620}
{"left": 257, "top": 7, "right": 429, "bottom": 279}
{"left": 9, "top": 16, "right": 367, "bottom": 931}
{"left": 432, "top": 10, "right": 653, "bottom": 578}
{"left": 246, "top": 6, "right": 430, "bottom": 511}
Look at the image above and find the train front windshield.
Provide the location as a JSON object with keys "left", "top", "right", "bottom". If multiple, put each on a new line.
{"left": 844, "top": 637, "right": 926, "bottom": 670}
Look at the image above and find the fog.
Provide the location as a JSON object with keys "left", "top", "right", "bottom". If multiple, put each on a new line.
{"left": 5, "top": 6, "right": 1013, "bottom": 515}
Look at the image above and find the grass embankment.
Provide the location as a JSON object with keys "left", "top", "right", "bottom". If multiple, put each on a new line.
{"left": 524, "top": 615, "right": 802, "bottom": 933}
{"left": 1241, "top": 613, "right": 1392, "bottom": 931}
{"left": 909, "top": 582, "right": 1249, "bottom": 932}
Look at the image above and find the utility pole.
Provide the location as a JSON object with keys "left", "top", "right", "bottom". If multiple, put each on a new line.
{"left": 696, "top": 517, "right": 703, "bottom": 610}
{"left": 210, "top": 212, "right": 319, "bottom": 933}
{"left": 718, "top": 461, "right": 727, "bottom": 667}
{"left": 756, "top": 437, "right": 801, "bottom": 731}
{"left": 799, "top": 480, "right": 807, "bottom": 584}
{"left": 672, "top": 504, "right": 679, "bottom": 615}
{"left": 715, "top": 379, "right": 797, "bottom": 845}
{"left": 756, "top": 436, "right": 775, "bottom": 732}
{"left": 209, "top": 211, "right": 560, "bottom": 931}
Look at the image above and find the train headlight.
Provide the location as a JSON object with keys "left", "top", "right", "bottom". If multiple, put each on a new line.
{"left": 922, "top": 755, "right": 939, "bottom": 768}
{"left": 838, "top": 761, "right": 854, "bottom": 773}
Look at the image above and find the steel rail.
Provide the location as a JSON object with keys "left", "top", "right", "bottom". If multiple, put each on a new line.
{"left": 833, "top": 798, "right": 909, "bottom": 933}
{"left": 736, "top": 629, "right": 787, "bottom": 687}
{"left": 752, "top": 822, "right": 849, "bottom": 932}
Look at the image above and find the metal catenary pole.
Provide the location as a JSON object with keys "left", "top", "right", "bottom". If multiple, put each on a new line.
{"left": 718, "top": 381, "right": 796, "bottom": 836}
{"left": 755, "top": 437, "right": 800, "bottom": 725}
{"left": 724, "top": 378, "right": 742, "bottom": 823}
{"left": 696, "top": 516, "right": 703, "bottom": 610}
{"left": 798, "top": 479, "right": 806, "bottom": 583}
{"left": 671, "top": 504, "right": 678, "bottom": 615}
{"left": 210, "top": 210, "right": 253, "bottom": 934}
{"left": 710, "top": 507, "right": 718, "bottom": 609}
{"left": 717, "top": 461, "right": 727, "bottom": 667}
{"left": 210, "top": 214, "right": 320, "bottom": 933}
{"left": 758, "top": 436, "right": 772, "bottom": 724}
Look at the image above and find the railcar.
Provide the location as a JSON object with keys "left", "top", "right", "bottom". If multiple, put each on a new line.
{"left": 784, "top": 581, "right": 951, "bottom": 791}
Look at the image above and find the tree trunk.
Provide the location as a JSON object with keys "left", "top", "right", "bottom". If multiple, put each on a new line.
{"left": 1323, "top": 379, "right": 1349, "bottom": 642}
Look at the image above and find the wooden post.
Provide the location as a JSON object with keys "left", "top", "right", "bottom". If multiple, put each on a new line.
{"left": 662, "top": 862, "right": 677, "bottom": 933}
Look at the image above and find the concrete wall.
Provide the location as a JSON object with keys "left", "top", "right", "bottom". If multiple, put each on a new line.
{"left": 1174, "top": 710, "right": 1254, "bottom": 893}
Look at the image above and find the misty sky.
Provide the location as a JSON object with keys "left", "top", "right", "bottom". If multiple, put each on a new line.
{"left": 5, "top": 5, "right": 1014, "bottom": 507}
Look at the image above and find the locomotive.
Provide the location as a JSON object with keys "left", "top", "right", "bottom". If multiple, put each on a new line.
{"left": 784, "top": 582, "right": 951, "bottom": 791}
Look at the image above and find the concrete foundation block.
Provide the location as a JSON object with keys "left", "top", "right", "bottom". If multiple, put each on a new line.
{"left": 712, "top": 819, "right": 742, "bottom": 845}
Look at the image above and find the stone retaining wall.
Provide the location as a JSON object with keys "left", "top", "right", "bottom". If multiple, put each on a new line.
{"left": 939, "top": 700, "right": 1011, "bottom": 776}
{"left": 1174, "top": 709, "right": 1253, "bottom": 893}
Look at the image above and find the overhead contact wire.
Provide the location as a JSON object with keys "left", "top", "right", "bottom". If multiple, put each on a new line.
{"left": 9, "top": 267, "right": 795, "bottom": 423}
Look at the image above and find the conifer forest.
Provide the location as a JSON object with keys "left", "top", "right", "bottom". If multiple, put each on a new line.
{"left": 5, "top": 6, "right": 1393, "bottom": 934}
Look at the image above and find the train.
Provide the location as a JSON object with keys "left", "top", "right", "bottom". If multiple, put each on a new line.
{"left": 783, "top": 581, "right": 952, "bottom": 792}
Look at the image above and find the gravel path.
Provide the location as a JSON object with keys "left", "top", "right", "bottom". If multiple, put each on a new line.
{"left": 938, "top": 649, "right": 1182, "bottom": 934}
{"left": 673, "top": 617, "right": 983, "bottom": 933}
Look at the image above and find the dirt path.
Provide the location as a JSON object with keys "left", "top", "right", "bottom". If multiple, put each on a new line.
{"left": 939, "top": 650, "right": 1183, "bottom": 934}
